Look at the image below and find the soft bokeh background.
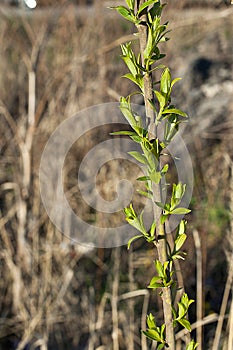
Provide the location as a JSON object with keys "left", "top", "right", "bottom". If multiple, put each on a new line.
{"left": 0, "top": 1, "right": 233, "bottom": 349}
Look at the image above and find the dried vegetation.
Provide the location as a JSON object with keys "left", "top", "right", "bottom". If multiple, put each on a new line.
{"left": 0, "top": 1, "right": 233, "bottom": 349}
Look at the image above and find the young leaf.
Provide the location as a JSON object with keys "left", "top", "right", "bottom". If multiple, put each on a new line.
{"left": 178, "top": 220, "right": 186, "bottom": 235}
{"left": 162, "top": 108, "right": 187, "bottom": 117}
{"left": 147, "top": 313, "right": 156, "bottom": 329}
{"left": 157, "top": 344, "right": 166, "bottom": 350}
{"left": 127, "top": 234, "right": 143, "bottom": 249}
{"left": 155, "top": 259, "right": 164, "bottom": 278}
{"left": 171, "top": 77, "right": 181, "bottom": 88}
{"left": 125, "top": 0, "right": 134, "bottom": 10}
{"left": 148, "top": 275, "right": 162, "bottom": 289}
{"left": 175, "top": 182, "right": 185, "bottom": 200}
{"left": 138, "top": 0, "right": 158, "bottom": 16}
{"left": 161, "top": 163, "right": 169, "bottom": 175}
{"left": 160, "top": 67, "right": 171, "bottom": 95}
{"left": 114, "top": 6, "right": 136, "bottom": 23}
{"left": 142, "top": 329, "right": 162, "bottom": 342}
{"left": 186, "top": 340, "right": 199, "bottom": 350}
{"left": 144, "top": 26, "right": 154, "bottom": 60}
{"left": 150, "top": 170, "right": 162, "bottom": 184}
{"left": 154, "top": 90, "right": 166, "bottom": 110}
{"left": 171, "top": 207, "right": 191, "bottom": 215}
{"left": 150, "top": 221, "right": 156, "bottom": 237}
{"left": 137, "top": 190, "right": 153, "bottom": 199}
{"left": 128, "top": 151, "right": 148, "bottom": 164}
{"left": 122, "top": 56, "right": 138, "bottom": 76}
{"left": 123, "top": 73, "right": 143, "bottom": 89}
{"left": 155, "top": 201, "right": 165, "bottom": 210}
{"left": 175, "top": 233, "right": 187, "bottom": 251}
{"left": 110, "top": 130, "right": 136, "bottom": 136}
{"left": 177, "top": 301, "right": 187, "bottom": 319}
{"left": 120, "top": 97, "right": 137, "bottom": 127}
{"left": 137, "top": 176, "right": 151, "bottom": 182}
{"left": 130, "top": 135, "right": 143, "bottom": 143}
{"left": 178, "top": 318, "right": 191, "bottom": 332}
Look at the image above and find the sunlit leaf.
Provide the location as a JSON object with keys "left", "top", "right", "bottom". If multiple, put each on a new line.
{"left": 175, "top": 233, "right": 187, "bottom": 251}
{"left": 160, "top": 67, "right": 171, "bottom": 95}
{"left": 147, "top": 313, "right": 156, "bottom": 329}
{"left": 128, "top": 151, "right": 148, "bottom": 164}
{"left": 178, "top": 318, "right": 191, "bottom": 332}
{"left": 138, "top": 0, "right": 158, "bottom": 16}
{"left": 127, "top": 234, "right": 143, "bottom": 249}
{"left": 171, "top": 207, "right": 191, "bottom": 215}
{"left": 113, "top": 6, "right": 136, "bottom": 23}
{"left": 162, "top": 108, "right": 187, "bottom": 117}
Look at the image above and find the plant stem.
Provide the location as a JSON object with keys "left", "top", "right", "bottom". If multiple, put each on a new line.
{"left": 137, "top": 1, "right": 175, "bottom": 348}
{"left": 156, "top": 224, "right": 176, "bottom": 349}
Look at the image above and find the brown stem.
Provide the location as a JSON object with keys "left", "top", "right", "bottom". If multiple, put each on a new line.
{"left": 137, "top": 1, "right": 175, "bottom": 348}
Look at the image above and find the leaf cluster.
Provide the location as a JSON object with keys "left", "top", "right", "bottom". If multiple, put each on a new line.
{"left": 142, "top": 313, "right": 167, "bottom": 349}
{"left": 173, "top": 293, "right": 194, "bottom": 332}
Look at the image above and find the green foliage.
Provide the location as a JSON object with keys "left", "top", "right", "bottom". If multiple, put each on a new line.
{"left": 148, "top": 259, "right": 174, "bottom": 289}
{"left": 173, "top": 293, "right": 194, "bottom": 331}
{"left": 125, "top": 204, "right": 157, "bottom": 248}
{"left": 113, "top": 0, "right": 198, "bottom": 348}
{"left": 142, "top": 313, "right": 167, "bottom": 348}
{"left": 186, "top": 340, "right": 199, "bottom": 350}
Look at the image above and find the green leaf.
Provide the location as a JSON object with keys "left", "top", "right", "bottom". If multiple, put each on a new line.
{"left": 142, "top": 329, "right": 162, "bottom": 342}
{"left": 124, "top": 206, "right": 147, "bottom": 235}
{"left": 124, "top": 204, "right": 136, "bottom": 219}
{"left": 155, "top": 259, "right": 164, "bottom": 277}
{"left": 151, "top": 63, "right": 166, "bottom": 72}
{"left": 120, "top": 97, "right": 137, "bottom": 127}
{"left": 155, "top": 201, "right": 165, "bottom": 210}
{"left": 130, "top": 135, "right": 143, "bottom": 143}
{"left": 114, "top": 6, "right": 136, "bottom": 23}
{"left": 138, "top": 0, "right": 157, "bottom": 15}
{"left": 177, "top": 301, "right": 186, "bottom": 319}
{"left": 123, "top": 73, "right": 143, "bottom": 89}
{"left": 144, "top": 26, "right": 153, "bottom": 59}
{"left": 175, "top": 233, "right": 187, "bottom": 251}
{"left": 128, "top": 151, "right": 148, "bottom": 164}
{"left": 154, "top": 90, "right": 166, "bottom": 110}
{"left": 186, "top": 340, "right": 199, "bottom": 350}
{"left": 122, "top": 56, "right": 138, "bottom": 76}
{"left": 178, "top": 318, "right": 191, "bottom": 332}
{"left": 172, "top": 253, "right": 186, "bottom": 260}
{"left": 110, "top": 131, "right": 136, "bottom": 136}
{"left": 147, "top": 313, "right": 156, "bottom": 329}
{"left": 137, "top": 190, "right": 153, "bottom": 199}
{"left": 171, "top": 77, "right": 181, "bottom": 88}
{"left": 127, "top": 234, "right": 143, "bottom": 249}
{"left": 148, "top": 276, "right": 162, "bottom": 289}
{"left": 162, "top": 108, "right": 187, "bottom": 117}
{"left": 181, "top": 293, "right": 195, "bottom": 309}
{"left": 150, "top": 170, "right": 162, "bottom": 184}
{"left": 126, "top": 217, "right": 145, "bottom": 234}
{"left": 171, "top": 207, "right": 191, "bottom": 215}
{"left": 161, "top": 163, "right": 169, "bottom": 175}
{"left": 160, "top": 214, "right": 168, "bottom": 224}
{"left": 125, "top": 0, "right": 134, "bottom": 10}
{"left": 137, "top": 176, "right": 150, "bottom": 181}
{"left": 149, "top": 1, "right": 162, "bottom": 20}
{"left": 160, "top": 67, "right": 171, "bottom": 95}
{"left": 150, "top": 221, "right": 156, "bottom": 237}
{"left": 175, "top": 182, "right": 184, "bottom": 199}
{"left": 178, "top": 220, "right": 186, "bottom": 235}
{"left": 158, "top": 344, "right": 166, "bottom": 350}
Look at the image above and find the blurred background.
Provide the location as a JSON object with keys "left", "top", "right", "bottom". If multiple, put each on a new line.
{"left": 0, "top": 0, "right": 233, "bottom": 349}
